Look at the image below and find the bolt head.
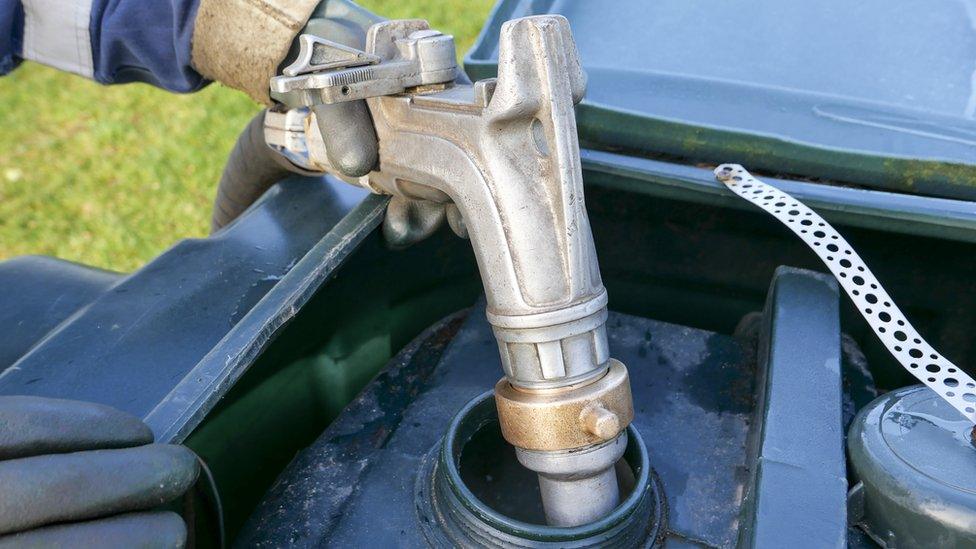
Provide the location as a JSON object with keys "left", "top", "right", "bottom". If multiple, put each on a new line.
{"left": 581, "top": 404, "right": 620, "bottom": 441}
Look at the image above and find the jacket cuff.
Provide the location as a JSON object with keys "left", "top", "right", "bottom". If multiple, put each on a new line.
{"left": 191, "top": 0, "right": 319, "bottom": 105}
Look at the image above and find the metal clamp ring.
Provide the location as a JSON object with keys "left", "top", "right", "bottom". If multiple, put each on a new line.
{"left": 494, "top": 359, "right": 634, "bottom": 451}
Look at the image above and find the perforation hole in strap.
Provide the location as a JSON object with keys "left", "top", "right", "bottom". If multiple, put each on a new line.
{"left": 715, "top": 163, "right": 976, "bottom": 423}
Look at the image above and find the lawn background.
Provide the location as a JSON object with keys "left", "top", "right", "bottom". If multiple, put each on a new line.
{"left": 0, "top": 0, "right": 494, "bottom": 272}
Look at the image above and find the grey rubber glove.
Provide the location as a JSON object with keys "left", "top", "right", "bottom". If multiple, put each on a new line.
{"left": 0, "top": 396, "right": 199, "bottom": 548}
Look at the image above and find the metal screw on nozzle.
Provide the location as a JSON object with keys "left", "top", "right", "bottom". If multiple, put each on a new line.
{"left": 581, "top": 403, "right": 620, "bottom": 441}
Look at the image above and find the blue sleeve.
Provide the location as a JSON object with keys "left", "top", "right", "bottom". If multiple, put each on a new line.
{"left": 91, "top": 0, "right": 206, "bottom": 92}
{"left": 1, "top": 0, "right": 208, "bottom": 93}
{"left": 0, "top": 1, "right": 24, "bottom": 75}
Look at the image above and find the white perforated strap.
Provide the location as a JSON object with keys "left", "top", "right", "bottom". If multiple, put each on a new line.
{"left": 21, "top": 0, "right": 95, "bottom": 78}
{"left": 715, "top": 164, "right": 976, "bottom": 424}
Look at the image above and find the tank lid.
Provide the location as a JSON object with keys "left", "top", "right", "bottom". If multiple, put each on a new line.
{"left": 465, "top": 0, "right": 976, "bottom": 200}
{"left": 849, "top": 385, "right": 976, "bottom": 547}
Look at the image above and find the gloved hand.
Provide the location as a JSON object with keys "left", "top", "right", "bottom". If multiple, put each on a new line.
{"left": 192, "top": 0, "right": 381, "bottom": 105}
{"left": 209, "top": 0, "right": 384, "bottom": 231}
{"left": 0, "top": 396, "right": 199, "bottom": 548}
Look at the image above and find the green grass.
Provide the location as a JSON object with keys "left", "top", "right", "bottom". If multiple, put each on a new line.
{"left": 0, "top": 0, "right": 494, "bottom": 272}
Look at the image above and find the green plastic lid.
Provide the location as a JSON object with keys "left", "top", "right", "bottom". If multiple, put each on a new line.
{"left": 467, "top": 0, "right": 976, "bottom": 200}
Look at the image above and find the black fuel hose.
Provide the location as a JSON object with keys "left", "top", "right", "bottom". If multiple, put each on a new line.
{"left": 211, "top": 103, "right": 378, "bottom": 233}
{"left": 210, "top": 110, "right": 314, "bottom": 233}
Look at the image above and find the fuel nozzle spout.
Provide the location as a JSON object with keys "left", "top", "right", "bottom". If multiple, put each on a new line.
{"left": 266, "top": 15, "right": 637, "bottom": 526}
